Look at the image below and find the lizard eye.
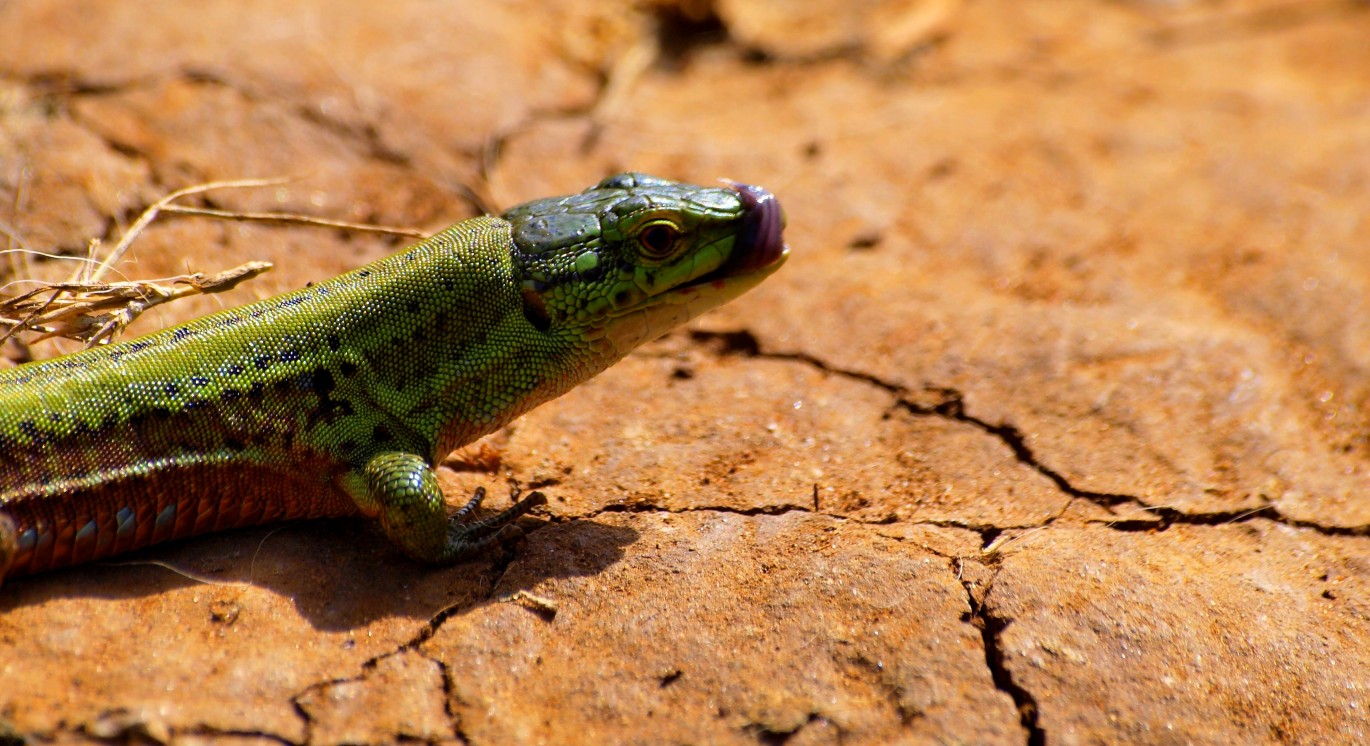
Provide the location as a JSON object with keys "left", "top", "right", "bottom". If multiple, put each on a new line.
{"left": 637, "top": 221, "right": 680, "bottom": 259}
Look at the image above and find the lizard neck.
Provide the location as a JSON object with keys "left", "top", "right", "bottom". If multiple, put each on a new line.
{"left": 428, "top": 324, "right": 621, "bottom": 460}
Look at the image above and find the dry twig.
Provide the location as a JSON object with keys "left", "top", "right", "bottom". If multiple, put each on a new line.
{"left": 0, "top": 262, "right": 272, "bottom": 347}
{"left": 1, "top": 177, "right": 426, "bottom": 349}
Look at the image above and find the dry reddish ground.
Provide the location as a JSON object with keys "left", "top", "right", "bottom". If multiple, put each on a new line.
{"left": 1, "top": 1, "right": 1368, "bottom": 744}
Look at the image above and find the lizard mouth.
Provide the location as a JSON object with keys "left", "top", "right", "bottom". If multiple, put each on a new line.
{"left": 701, "top": 182, "right": 788, "bottom": 282}
{"left": 667, "top": 182, "right": 788, "bottom": 300}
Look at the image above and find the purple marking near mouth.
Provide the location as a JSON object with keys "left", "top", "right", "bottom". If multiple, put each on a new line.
{"left": 726, "top": 182, "right": 787, "bottom": 274}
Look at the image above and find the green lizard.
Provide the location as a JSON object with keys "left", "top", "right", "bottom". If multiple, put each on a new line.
{"left": 0, "top": 173, "right": 787, "bottom": 582}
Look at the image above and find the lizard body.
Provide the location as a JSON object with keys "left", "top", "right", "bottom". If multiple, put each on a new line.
{"left": 0, "top": 173, "right": 787, "bottom": 582}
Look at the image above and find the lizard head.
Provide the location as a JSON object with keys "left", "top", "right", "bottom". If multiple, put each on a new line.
{"left": 502, "top": 172, "right": 788, "bottom": 353}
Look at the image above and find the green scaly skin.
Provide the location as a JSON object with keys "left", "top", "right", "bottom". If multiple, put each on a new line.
{"left": 0, "top": 173, "right": 788, "bottom": 582}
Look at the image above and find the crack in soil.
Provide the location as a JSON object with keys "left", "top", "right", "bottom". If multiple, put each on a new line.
{"left": 689, "top": 329, "right": 1370, "bottom": 539}
{"left": 957, "top": 563, "right": 1045, "bottom": 746}
{"left": 23, "top": 70, "right": 167, "bottom": 99}
{"left": 289, "top": 650, "right": 469, "bottom": 745}
{"left": 286, "top": 550, "right": 520, "bottom": 743}
{"left": 433, "top": 655, "right": 471, "bottom": 745}
{"left": 169, "top": 725, "right": 301, "bottom": 746}
{"left": 687, "top": 326, "right": 1370, "bottom": 744}
{"left": 7, "top": 75, "right": 173, "bottom": 260}
{"left": 743, "top": 712, "right": 829, "bottom": 746}
{"left": 589, "top": 500, "right": 1064, "bottom": 542}
{"left": 597, "top": 500, "right": 821, "bottom": 519}
{"left": 9, "top": 719, "right": 304, "bottom": 746}
{"left": 21, "top": 67, "right": 475, "bottom": 224}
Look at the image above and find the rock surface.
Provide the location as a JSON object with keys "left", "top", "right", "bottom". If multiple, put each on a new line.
{"left": 1, "top": 1, "right": 1367, "bottom": 743}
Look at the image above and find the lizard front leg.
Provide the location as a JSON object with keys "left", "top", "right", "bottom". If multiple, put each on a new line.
{"left": 344, "top": 451, "right": 546, "bottom": 563}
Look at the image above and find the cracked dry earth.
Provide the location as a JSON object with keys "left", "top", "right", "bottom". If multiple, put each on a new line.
{"left": 1, "top": 0, "right": 1369, "bottom": 744}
